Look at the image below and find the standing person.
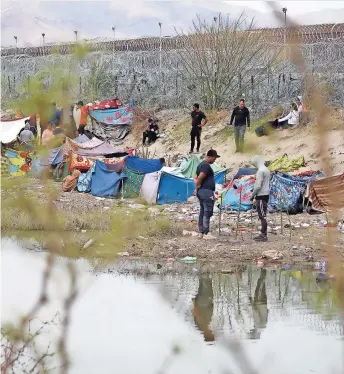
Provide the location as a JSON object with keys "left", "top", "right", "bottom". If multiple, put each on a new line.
{"left": 194, "top": 149, "right": 220, "bottom": 240}
{"left": 49, "top": 102, "right": 62, "bottom": 127}
{"left": 41, "top": 123, "right": 54, "bottom": 146}
{"left": 250, "top": 155, "right": 270, "bottom": 242}
{"left": 190, "top": 103, "right": 208, "bottom": 154}
{"left": 228, "top": 99, "right": 250, "bottom": 153}
{"left": 19, "top": 122, "right": 35, "bottom": 150}
{"left": 76, "top": 101, "right": 89, "bottom": 135}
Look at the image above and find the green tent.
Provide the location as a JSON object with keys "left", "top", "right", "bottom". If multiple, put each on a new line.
{"left": 181, "top": 155, "right": 223, "bottom": 179}
{"left": 122, "top": 166, "right": 145, "bottom": 198}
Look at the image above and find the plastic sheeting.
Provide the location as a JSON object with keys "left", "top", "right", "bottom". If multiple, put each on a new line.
{"left": 125, "top": 156, "right": 163, "bottom": 174}
{"left": 77, "top": 164, "right": 96, "bottom": 193}
{"left": 91, "top": 160, "right": 126, "bottom": 197}
{"left": 221, "top": 177, "right": 256, "bottom": 211}
{"left": 0, "top": 117, "right": 30, "bottom": 144}
{"left": 76, "top": 142, "right": 126, "bottom": 156}
{"left": 140, "top": 172, "right": 162, "bottom": 204}
{"left": 89, "top": 100, "right": 134, "bottom": 126}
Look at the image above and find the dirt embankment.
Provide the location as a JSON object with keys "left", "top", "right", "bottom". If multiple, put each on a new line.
{"left": 125, "top": 107, "right": 344, "bottom": 174}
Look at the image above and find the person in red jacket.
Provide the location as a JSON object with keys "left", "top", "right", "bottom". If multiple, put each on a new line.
{"left": 76, "top": 101, "right": 89, "bottom": 135}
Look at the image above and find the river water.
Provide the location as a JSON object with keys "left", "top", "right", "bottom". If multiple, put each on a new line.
{"left": 1, "top": 238, "right": 343, "bottom": 374}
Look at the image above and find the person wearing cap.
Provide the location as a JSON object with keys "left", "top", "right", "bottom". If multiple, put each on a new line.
{"left": 194, "top": 149, "right": 220, "bottom": 240}
{"left": 76, "top": 100, "right": 89, "bottom": 135}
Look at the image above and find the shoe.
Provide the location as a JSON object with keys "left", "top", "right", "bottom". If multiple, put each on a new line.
{"left": 197, "top": 233, "right": 204, "bottom": 239}
{"left": 253, "top": 235, "right": 268, "bottom": 242}
{"left": 189, "top": 150, "right": 194, "bottom": 154}
{"left": 196, "top": 149, "right": 200, "bottom": 153}
{"left": 203, "top": 233, "right": 216, "bottom": 240}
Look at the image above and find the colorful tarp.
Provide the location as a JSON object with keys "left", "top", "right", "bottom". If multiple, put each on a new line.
{"left": 269, "top": 172, "right": 309, "bottom": 213}
{"left": 77, "top": 164, "right": 96, "bottom": 193}
{"left": 122, "top": 166, "right": 145, "bottom": 198}
{"left": 76, "top": 142, "right": 126, "bottom": 157}
{"left": 268, "top": 154, "right": 305, "bottom": 172}
{"left": 1, "top": 149, "right": 32, "bottom": 176}
{"left": 89, "top": 99, "right": 134, "bottom": 126}
{"left": 91, "top": 160, "right": 126, "bottom": 197}
{"left": 125, "top": 156, "right": 163, "bottom": 174}
{"left": 307, "top": 173, "right": 344, "bottom": 212}
{"left": 0, "top": 117, "right": 30, "bottom": 144}
{"left": 221, "top": 177, "right": 256, "bottom": 211}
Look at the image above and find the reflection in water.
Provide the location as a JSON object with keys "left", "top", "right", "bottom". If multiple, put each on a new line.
{"left": 192, "top": 274, "right": 214, "bottom": 342}
{"left": 248, "top": 269, "right": 268, "bottom": 340}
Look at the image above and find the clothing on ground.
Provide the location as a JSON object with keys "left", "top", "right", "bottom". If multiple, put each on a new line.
{"left": 196, "top": 161, "right": 215, "bottom": 191}
{"left": 197, "top": 189, "right": 215, "bottom": 235}
{"left": 251, "top": 155, "right": 271, "bottom": 198}
{"left": 234, "top": 125, "right": 246, "bottom": 152}
{"left": 230, "top": 106, "right": 250, "bottom": 127}
{"left": 268, "top": 154, "right": 305, "bottom": 172}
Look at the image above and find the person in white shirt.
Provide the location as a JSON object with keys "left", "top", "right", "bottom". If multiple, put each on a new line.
{"left": 278, "top": 103, "right": 300, "bottom": 128}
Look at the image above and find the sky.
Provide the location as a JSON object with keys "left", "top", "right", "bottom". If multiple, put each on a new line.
{"left": 1, "top": 0, "right": 343, "bottom": 46}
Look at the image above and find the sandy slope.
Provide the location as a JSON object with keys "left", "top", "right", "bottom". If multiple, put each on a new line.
{"left": 123, "top": 109, "right": 344, "bottom": 175}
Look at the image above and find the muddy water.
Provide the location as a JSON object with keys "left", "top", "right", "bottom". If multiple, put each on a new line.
{"left": 1, "top": 238, "right": 344, "bottom": 374}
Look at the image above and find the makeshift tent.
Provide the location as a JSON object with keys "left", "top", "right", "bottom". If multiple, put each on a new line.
{"left": 88, "top": 98, "right": 122, "bottom": 110}
{"left": 307, "top": 173, "right": 344, "bottom": 212}
{"left": 0, "top": 117, "right": 30, "bottom": 144}
{"left": 90, "top": 160, "right": 126, "bottom": 197}
{"left": 180, "top": 155, "right": 200, "bottom": 178}
{"left": 77, "top": 164, "right": 96, "bottom": 193}
{"left": 125, "top": 156, "right": 163, "bottom": 174}
{"left": 268, "top": 154, "right": 305, "bottom": 172}
{"left": 89, "top": 99, "right": 134, "bottom": 141}
{"left": 1, "top": 149, "right": 33, "bottom": 176}
{"left": 140, "top": 172, "right": 161, "bottom": 204}
{"left": 220, "top": 177, "right": 256, "bottom": 211}
{"left": 156, "top": 169, "right": 226, "bottom": 204}
{"left": 75, "top": 142, "right": 126, "bottom": 157}
{"left": 122, "top": 166, "right": 145, "bottom": 198}
{"left": 269, "top": 172, "right": 310, "bottom": 213}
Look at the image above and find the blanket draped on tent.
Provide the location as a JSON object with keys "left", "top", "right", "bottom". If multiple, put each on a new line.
{"left": 125, "top": 156, "right": 163, "bottom": 174}
{"left": 88, "top": 99, "right": 134, "bottom": 126}
{"left": 77, "top": 164, "right": 96, "bottom": 193}
{"left": 91, "top": 160, "right": 126, "bottom": 197}
{"left": 180, "top": 155, "right": 201, "bottom": 178}
{"left": 0, "top": 117, "right": 30, "bottom": 144}
{"left": 220, "top": 177, "right": 256, "bottom": 211}
{"left": 268, "top": 154, "right": 305, "bottom": 172}
{"left": 122, "top": 166, "right": 145, "bottom": 198}
{"left": 269, "top": 172, "right": 309, "bottom": 213}
{"left": 307, "top": 173, "right": 344, "bottom": 212}
{"left": 140, "top": 172, "right": 162, "bottom": 204}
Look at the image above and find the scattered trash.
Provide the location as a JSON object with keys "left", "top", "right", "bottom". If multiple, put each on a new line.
{"left": 261, "top": 250, "right": 283, "bottom": 261}
{"left": 129, "top": 204, "right": 146, "bottom": 209}
{"left": 95, "top": 197, "right": 105, "bottom": 201}
{"left": 316, "top": 273, "right": 329, "bottom": 282}
{"left": 118, "top": 251, "right": 130, "bottom": 257}
{"left": 81, "top": 230, "right": 87, "bottom": 233}
{"left": 83, "top": 239, "right": 94, "bottom": 249}
{"left": 314, "top": 260, "right": 327, "bottom": 271}
{"left": 103, "top": 206, "right": 110, "bottom": 211}
{"left": 281, "top": 264, "right": 292, "bottom": 270}
{"left": 182, "top": 230, "right": 199, "bottom": 237}
{"left": 257, "top": 259, "right": 264, "bottom": 267}
{"left": 305, "top": 255, "right": 314, "bottom": 261}
{"left": 167, "top": 258, "right": 175, "bottom": 263}
{"left": 192, "top": 268, "right": 199, "bottom": 273}
{"left": 181, "top": 256, "right": 197, "bottom": 263}
{"left": 157, "top": 264, "right": 163, "bottom": 269}
{"left": 221, "top": 269, "right": 234, "bottom": 274}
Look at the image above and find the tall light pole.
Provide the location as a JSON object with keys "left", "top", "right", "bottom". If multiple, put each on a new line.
{"left": 111, "top": 26, "right": 116, "bottom": 66}
{"left": 282, "top": 7, "right": 287, "bottom": 64}
{"left": 14, "top": 36, "right": 18, "bottom": 54}
{"left": 42, "top": 33, "right": 46, "bottom": 56}
{"left": 158, "top": 22, "right": 162, "bottom": 87}
{"left": 74, "top": 30, "right": 78, "bottom": 43}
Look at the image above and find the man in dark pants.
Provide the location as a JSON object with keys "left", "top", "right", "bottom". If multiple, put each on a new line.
{"left": 194, "top": 150, "right": 220, "bottom": 240}
{"left": 142, "top": 118, "right": 159, "bottom": 146}
{"left": 229, "top": 99, "right": 250, "bottom": 152}
{"left": 190, "top": 103, "right": 208, "bottom": 153}
{"left": 250, "top": 155, "right": 271, "bottom": 241}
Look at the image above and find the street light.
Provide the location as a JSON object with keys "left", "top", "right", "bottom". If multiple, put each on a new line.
{"left": 282, "top": 7, "right": 287, "bottom": 44}
{"left": 42, "top": 33, "right": 46, "bottom": 55}
{"left": 158, "top": 22, "right": 162, "bottom": 85}
{"left": 74, "top": 30, "right": 78, "bottom": 43}
{"left": 111, "top": 26, "right": 116, "bottom": 63}
{"left": 14, "top": 36, "right": 18, "bottom": 54}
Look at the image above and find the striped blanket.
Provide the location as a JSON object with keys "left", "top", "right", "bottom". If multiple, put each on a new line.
{"left": 307, "top": 173, "right": 344, "bottom": 212}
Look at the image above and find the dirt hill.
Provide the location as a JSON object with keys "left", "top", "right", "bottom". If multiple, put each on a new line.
{"left": 123, "top": 107, "right": 344, "bottom": 175}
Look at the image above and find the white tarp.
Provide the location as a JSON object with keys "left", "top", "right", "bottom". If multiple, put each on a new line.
{"left": 0, "top": 117, "right": 30, "bottom": 144}
{"left": 140, "top": 171, "right": 162, "bottom": 204}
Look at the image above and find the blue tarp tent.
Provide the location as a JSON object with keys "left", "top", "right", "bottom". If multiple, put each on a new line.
{"left": 221, "top": 177, "right": 256, "bottom": 211}
{"left": 157, "top": 169, "right": 227, "bottom": 204}
{"left": 125, "top": 156, "right": 163, "bottom": 174}
{"left": 91, "top": 160, "right": 126, "bottom": 197}
{"left": 233, "top": 167, "right": 257, "bottom": 179}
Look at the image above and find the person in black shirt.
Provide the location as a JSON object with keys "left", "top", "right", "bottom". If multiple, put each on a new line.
{"left": 143, "top": 118, "right": 159, "bottom": 146}
{"left": 190, "top": 103, "right": 208, "bottom": 153}
{"left": 229, "top": 99, "right": 250, "bottom": 153}
{"left": 194, "top": 149, "right": 220, "bottom": 240}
